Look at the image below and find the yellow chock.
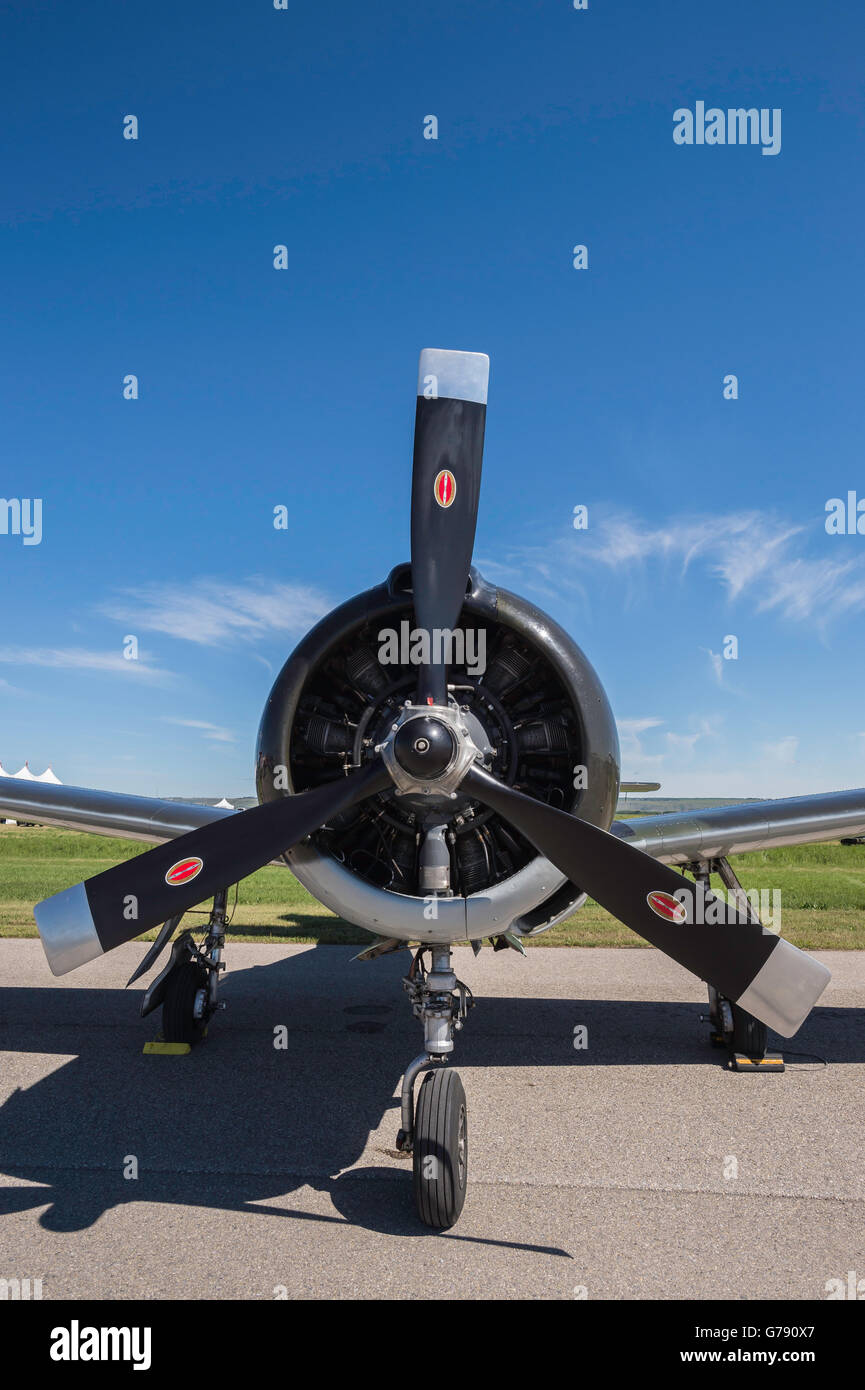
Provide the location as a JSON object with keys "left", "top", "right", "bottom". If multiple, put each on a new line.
{"left": 143, "top": 1041, "right": 191, "bottom": 1056}
{"left": 730, "top": 1051, "right": 785, "bottom": 1072}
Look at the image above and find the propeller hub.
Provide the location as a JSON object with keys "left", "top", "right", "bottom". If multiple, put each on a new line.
{"left": 393, "top": 716, "right": 456, "bottom": 779}
{"left": 378, "top": 701, "right": 488, "bottom": 798}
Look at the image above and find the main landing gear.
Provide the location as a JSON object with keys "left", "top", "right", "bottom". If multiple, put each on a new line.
{"left": 707, "top": 984, "right": 769, "bottom": 1058}
{"left": 689, "top": 859, "right": 783, "bottom": 1072}
{"left": 395, "top": 945, "right": 474, "bottom": 1228}
{"left": 138, "top": 888, "right": 229, "bottom": 1047}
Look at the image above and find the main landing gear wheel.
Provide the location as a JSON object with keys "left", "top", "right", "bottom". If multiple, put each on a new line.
{"left": 162, "top": 961, "right": 210, "bottom": 1045}
{"left": 731, "top": 1003, "right": 767, "bottom": 1058}
{"left": 707, "top": 985, "right": 767, "bottom": 1058}
{"left": 412, "top": 1068, "right": 468, "bottom": 1229}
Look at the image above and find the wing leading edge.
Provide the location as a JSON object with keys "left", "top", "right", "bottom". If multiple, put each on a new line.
{"left": 613, "top": 787, "right": 865, "bottom": 863}
{"left": 0, "top": 778, "right": 234, "bottom": 843}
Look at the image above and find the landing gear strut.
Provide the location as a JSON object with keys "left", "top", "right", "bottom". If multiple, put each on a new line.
{"left": 140, "top": 888, "right": 229, "bottom": 1045}
{"left": 396, "top": 944, "right": 473, "bottom": 1228}
{"left": 690, "top": 859, "right": 777, "bottom": 1069}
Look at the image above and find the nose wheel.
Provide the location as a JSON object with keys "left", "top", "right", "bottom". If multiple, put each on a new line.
{"left": 412, "top": 1068, "right": 468, "bottom": 1229}
{"left": 396, "top": 944, "right": 474, "bottom": 1228}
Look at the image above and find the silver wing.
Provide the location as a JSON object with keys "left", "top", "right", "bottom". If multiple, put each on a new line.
{"left": 2, "top": 776, "right": 865, "bottom": 865}
{"left": 612, "top": 788, "right": 865, "bottom": 863}
{"left": 0, "top": 778, "right": 233, "bottom": 843}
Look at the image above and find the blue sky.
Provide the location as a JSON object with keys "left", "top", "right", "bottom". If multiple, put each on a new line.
{"left": 1, "top": 0, "right": 863, "bottom": 799}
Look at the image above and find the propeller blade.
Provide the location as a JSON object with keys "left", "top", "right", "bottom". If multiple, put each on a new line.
{"left": 463, "top": 765, "right": 830, "bottom": 1037}
{"left": 35, "top": 760, "right": 391, "bottom": 975}
{"left": 410, "top": 348, "right": 488, "bottom": 705}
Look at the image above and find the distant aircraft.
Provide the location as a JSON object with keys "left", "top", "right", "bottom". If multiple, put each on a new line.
{"left": 3, "top": 350, "right": 859, "bottom": 1229}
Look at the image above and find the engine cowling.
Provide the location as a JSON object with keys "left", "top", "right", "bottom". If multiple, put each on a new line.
{"left": 256, "top": 565, "right": 620, "bottom": 942}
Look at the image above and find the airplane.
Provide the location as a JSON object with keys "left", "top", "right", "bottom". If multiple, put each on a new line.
{"left": 2, "top": 347, "right": 862, "bottom": 1231}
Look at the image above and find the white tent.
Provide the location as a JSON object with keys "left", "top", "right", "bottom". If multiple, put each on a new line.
{"left": 1, "top": 762, "right": 62, "bottom": 783}
{"left": 215, "top": 796, "right": 235, "bottom": 809}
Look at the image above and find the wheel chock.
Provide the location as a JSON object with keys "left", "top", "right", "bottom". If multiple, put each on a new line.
{"left": 142, "top": 1040, "right": 191, "bottom": 1056}
{"left": 729, "top": 1051, "right": 784, "bottom": 1072}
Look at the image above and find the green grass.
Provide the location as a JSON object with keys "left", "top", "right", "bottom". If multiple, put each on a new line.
{"left": 1, "top": 825, "right": 863, "bottom": 949}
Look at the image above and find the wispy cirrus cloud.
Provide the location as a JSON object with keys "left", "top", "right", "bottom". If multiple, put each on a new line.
{"left": 99, "top": 578, "right": 332, "bottom": 647}
{"left": 481, "top": 509, "right": 865, "bottom": 629}
{"left": 665, "top": 718, "right": 719, "bottom": 757}
{"left": 616, "top": 717, "right": 664, "bottom": 772}
{"left": 163, "top": 717, "right": 235, "bottom": 744}
{"left": 617, "top": 716, "right": 664, "bottom": 745}
{"left": 702, "top": 647, "right": 725, "bottom": 684}
{"left": 759, "top": 735, "right": 799, "bottom": 765}
{"left": 0, "top": 647, "right": 169, "bottom": 682}
{"left": 617, "top": 715, "right": 720, "bottom": 773}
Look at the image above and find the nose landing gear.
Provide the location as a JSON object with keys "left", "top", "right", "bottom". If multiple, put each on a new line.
{"left": 395, "top": 944, "right": 473, "bottom": 1228}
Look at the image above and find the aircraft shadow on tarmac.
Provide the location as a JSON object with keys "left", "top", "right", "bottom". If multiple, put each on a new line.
{"left": 0, "top": 946, "right": 861, "bottom": 1245}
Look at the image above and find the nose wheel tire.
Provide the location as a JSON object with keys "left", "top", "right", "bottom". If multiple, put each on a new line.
{"left": 412, "top": 1068, "right": 468, "bottom": 1229}
{"left": 162, "top": 961, "right": 210, "bottom": 1045}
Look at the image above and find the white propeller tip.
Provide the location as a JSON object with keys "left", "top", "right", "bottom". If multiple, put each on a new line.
{"left": 418, "top": 349, "right": 489, "bottom": 405}
{"left": 736, "top": 937, "right": 831, "bottom": 1037}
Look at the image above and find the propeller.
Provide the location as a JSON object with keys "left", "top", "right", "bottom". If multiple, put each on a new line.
{"left": 35, "top": 760, "right": 390, "bottom": 975}
{"left": 462, "top": 764, "right": 830, "bottom": 1037}
{"left": 33, "top": 343, "right": 831, "bottom": 1043}
{"left": 410, "top": 349, "right": 488, "bottom": 705}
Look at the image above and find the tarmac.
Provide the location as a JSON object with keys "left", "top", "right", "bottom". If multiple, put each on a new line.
{"left": 0, "top": 938, "right": 862, "bottom": 1300}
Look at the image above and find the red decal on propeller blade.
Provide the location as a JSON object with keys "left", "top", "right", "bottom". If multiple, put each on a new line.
{"left": 434, "top": 469, "right": 456, "bottom": 508}
{"left": 165, "top": 856, "right": 204, "bottom": 887}
{"left": 646, "top": 890, "right": 687, "bottom": 924}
